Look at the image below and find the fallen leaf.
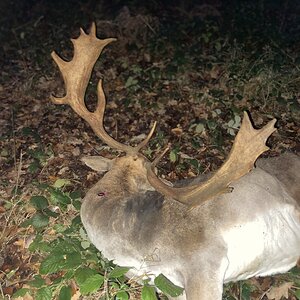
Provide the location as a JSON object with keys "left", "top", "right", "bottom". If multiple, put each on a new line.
{"left": 171, "top": 127, "right": 183, "bottom": 136}
{"left": 2, "top": 286, "right": 14, "bottom": 295}
{"left": 14, "top": 239, "right": 25, "bottom": 248}
{"left": 266, "top": 282, "right": 293, "bottom": 300}
{"left": 71, "top": 290, "right": 81, "bottom": 300}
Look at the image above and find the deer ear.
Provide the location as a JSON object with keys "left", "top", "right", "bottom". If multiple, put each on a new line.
{"left": 81, "top": 156, "right": 114, "bottom": 173}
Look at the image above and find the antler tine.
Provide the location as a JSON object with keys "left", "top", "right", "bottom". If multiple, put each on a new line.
{"left": 51, "top": 23, "right": 156, "bottom": 155}
{"left": 152, "top": 144, "right": 170, "bottom": 166}
{"left": 135, "top": 121, "right": 157, "bottom": 152}
{"left": 147, "top": 112, "right": 277, "bottom": 207}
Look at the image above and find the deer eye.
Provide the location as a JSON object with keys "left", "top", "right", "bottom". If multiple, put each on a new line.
{"left": 97, "top": 192, "right": 107, "bottom": 197}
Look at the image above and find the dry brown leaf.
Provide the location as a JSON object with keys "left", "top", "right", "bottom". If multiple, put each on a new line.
{"left": 71, "top": 290, "right": 81, "bottom": 300}
{"left": 171, "top": 127, "right": 183, "bottom": 136}
{"left": 13, "top": 239, "right": 25, "bottom": 248}
{"left": 209, "top": 65, "right": 222, "bottom": 79}
{"left": 266, "top": 282, "right": 293, "bottom": 300}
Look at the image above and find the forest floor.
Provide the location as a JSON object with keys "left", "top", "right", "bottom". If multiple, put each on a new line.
{"left": 0, "top": 1, "right": 299, "bottom": 299}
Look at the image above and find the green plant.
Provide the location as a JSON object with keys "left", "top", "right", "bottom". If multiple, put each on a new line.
{"left": 13, "top": 178, "right": 184, "bottom": 300}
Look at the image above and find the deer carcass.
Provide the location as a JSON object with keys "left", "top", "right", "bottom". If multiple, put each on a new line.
{"left": 51, "top": 23, "right": 300, "bottom": 299}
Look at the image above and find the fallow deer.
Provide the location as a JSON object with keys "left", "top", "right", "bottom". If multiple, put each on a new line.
{"left": 51, "top": 23, "right": 300, "bottom": 299}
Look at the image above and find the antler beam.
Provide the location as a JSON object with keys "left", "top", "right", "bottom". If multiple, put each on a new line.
{"left": 147, "top": 112, "right": 277, "bottom": 207}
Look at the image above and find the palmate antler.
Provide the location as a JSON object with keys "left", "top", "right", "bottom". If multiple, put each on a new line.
{"left": 51, "top": 23, "right": 277, "bottom": 208}
{"left": 51, "top": 23, "right": 156, "bottom": 155}
{"left": 147, "top": 112, "right": 276, "bottom": 207}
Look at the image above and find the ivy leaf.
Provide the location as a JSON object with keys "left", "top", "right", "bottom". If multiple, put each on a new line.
{"left": 109, "top": 266, "right": 130, "bottom": 279}
{"left": 141, "top": 285, "right": 157, "bottom": 300}
{"left": 154, "top": 274, "right": 184, "bottom": 297}
{"left": 30, "top": 196, "right": 49, "bottom": 210}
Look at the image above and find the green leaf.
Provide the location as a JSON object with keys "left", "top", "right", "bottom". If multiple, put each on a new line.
{"left": 28, "top": 275, "right": 45, "bottom": 288}
{"left": 215, "top": 41, "right": 222, "bottom": 51}
{"left": 28, "top": 234, "right": 41, "bottom": 249}
{"left": 29, "top": 160, "right": 41, "bottom": 173}
{"left": 70, "top": 190, "right": 82, "bottom": 200}
{"left": 79, "top": 274, "right": 104, "bottom": 295}
{"left": 290, "top": 266, "right": 300, "bottom": 275}
{"left": 71, "top": 215, "right": 82, "bottom": 227}
{"left": 31, "top": 213, "right": 49, "bottom": 228}
{"left": 207, "top": 120, "right": 217, "bottom": 130}
{"left": 125, "top": 76, "right": 138, "bottom": 88}
{"left": 43, "top": 208, "right": 59, "bottom": 218}
{"left": 109, "top": 266, "right": 130, "bottom": 279}
{"left": 49, "top": 188, "right": 71, "bottom": 205}
{"left": 30, "top": 196, "right": 49, "bottom": 210}
{"left": 240, "top": 282, "right": 253, "bottom": 300}
{"left": 295, "top": 289, "right": 300, "bottom": 299}
{"left": 59, "top": 286, "right": 72, "bottom": 300}
{"left": 64, "top": 252, "right": 82, "bottom": 269}
{"left": 53, "top": 223, "right": 66, "bottom": 233}
{"left": 39, "top": 254, "right": 66, "bottom": 274}
{"left": 73, "top": 199, "right": 82, "bottom": 210}
{"left": 195, "top": 123, "right": 205, "bottom": 133}
{"left": 13, "top": 288, "right": 30, "bottom": 297}
{"left": 116, "top": 290, "right": 129, "bottom": 300}
{"left": 154, "top": 274, "right": 184, "bottom": 297}
{"left": 53, "top": 239, "right": 79, "bottom": 254}
{"left": 75, "top": 267, "right": 98, "bottom": 285}
{"left": 20, "top": 219, "right": 33, "bottom": 228}
{"left": 142, "top": 285, "right": 157, "bottom": 300}
{"left": 22, "top": 127, "right": 40, "bottom": 141}
{"left": 53, "top": 178, "right": 71, "bottom": 188}
{"left": 81, "top": 241, "right": 90, "bottom": 249}
{"left": 36, "top": 287, "right": 52, "bottom": 300}
{"left": 29, "top": 235, "right": 51, "bottom": 252}
{"left": 169, "top": 150, "right": 177, "bottom": 163}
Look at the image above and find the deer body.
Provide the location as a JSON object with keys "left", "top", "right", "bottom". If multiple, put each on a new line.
{"left": 51, "top": 24, "right": 300, "bottom": 299}
{"left": 81, "top": 154, "right": 300, "bottom": 299}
